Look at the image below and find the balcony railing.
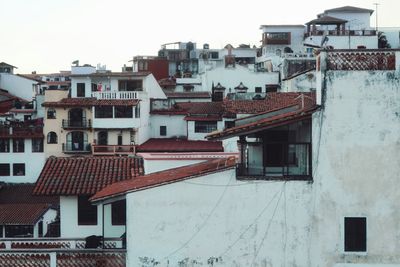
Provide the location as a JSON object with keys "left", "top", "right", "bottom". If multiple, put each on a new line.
{"left": 62, "top": 142, "right": 91, "bottom": 153}
{"left": 92, "top": 145, "right": 136, "bottom": 155}
{"left": 304, "top": 29, "right": 377, "bottom": 38}
{"left": 91, "top": 91, "right": 140, "bottom": 99}
{"left": 62, "top": 119, "right": 91, "bottom": 129}
{"left": 0, "top": 125, "right": 43, "bottom": 138}
{"left": 0, "top": 249, "right": 126, "bottom": 267}
{"left": 237, "top": 143, "right": 312, "bottom": 180}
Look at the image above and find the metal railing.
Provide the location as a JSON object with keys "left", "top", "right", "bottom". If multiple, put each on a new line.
{"left": 304, "top": 29, "right": 377, "bottom": 38}
{"left": 92, "top": 145, "right": 136, "bottom": 155}
{"left": 237, "top": 143, "right": 312, "bottom": 180}
{"left": 62, "top": 142, "right": 91, "bottom": 153}
{"left": 61, "top": 119, "right": 91, "bottom": 129}
{"left": 91, "top": 91, "right": 140, "bottom": 99}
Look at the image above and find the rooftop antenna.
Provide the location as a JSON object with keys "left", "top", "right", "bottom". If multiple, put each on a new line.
{"left": 373, "top": 3, "right": 379, "bottom": 32}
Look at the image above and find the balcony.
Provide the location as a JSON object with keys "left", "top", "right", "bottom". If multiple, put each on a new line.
{"left": 304, "top": 29, "right": 377, "bottom": 38}
{"left": 0, "top": 125, "right": 43, "bottom": 138}
{"left": 92, "top": 145, "right": 136, "bottom": 156}
{"left": 62, "top": 119, "right": 91, "bottom": 129}
{"left": 62, "top": 142, "right": 91, "bottom": 154}
{"left": 237, "top": 143, "right": 312, "bottom": 180}
{"left": 91, "top": 91, "right": 140, "bottom": 100}
{"left": 0, "top": 237, "right": 125, "bottom": 267}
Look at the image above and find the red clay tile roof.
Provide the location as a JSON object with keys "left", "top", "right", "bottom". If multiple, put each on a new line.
{"left": 33, "top": 156, "right": 144, "bottom": 196}
{"left": 207, "top": 105, "right": 318, "bottom": 140}
{"left": 70, "top": 71, "right": 150, "bottom": 77}
{"left": 184, "top": 115, "right": 222, "bottom": 121}
{"left": 151, "top": 93, "right": 315, "bottom": 119}
{"left": 91, "top": 157, "right": 236, "bottom": 202}
{"left": 0, "top": 184, "right": 58, "bottom": 205}
{"left": 224, "top": 92, "right": 315, "bottom": 115}
{"left": 164, "top": 91, "right": 211, "bottom": 99}
{"left": 137, "top": 138, "right": 224, "bottom": 153}
{"left": 42, "top": 98, "right": 139, "bottom": 107}
{"left": 0, "top": 203, "right": 53, "bottom": 225}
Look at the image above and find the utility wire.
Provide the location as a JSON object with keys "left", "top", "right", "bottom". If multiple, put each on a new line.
{"left": 164, "top": 171, "right": 234, "bottom": 259}
{"left": 251, "top": 187, "right": 284, "bottom": 266}
{"left": 219, "top": 184, "right": 284, "bottom": 257}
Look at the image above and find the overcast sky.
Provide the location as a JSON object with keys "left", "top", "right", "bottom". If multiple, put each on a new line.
{"left": 1, "top": 0, "right": 398, "bottom": 74}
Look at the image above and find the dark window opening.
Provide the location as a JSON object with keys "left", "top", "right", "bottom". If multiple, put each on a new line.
{"left": 97, "top": 131, "right": 108, "bottom": 145}
{"left": 115, "top": 106, "right": 133, "bottom": 118}
{"left": 13, "top": 139, "right": 25, "bottom": 153}
{"left": 212, "top": 91, "right": 224, "bottom": 102}
{"left": 78, "top": 196, "right": 98, "bottom": 225}
{"left": 47, "top": 108, "right": 56, "bottom": 119}
{"left": 0, "top": 226, "right": 2, "bottom": 238}
{"left": 118, "top": 80, "right": 143, "bottom": 91}
{"left": 47, "top": 132, "right": 58, "bottom": 144}
{"left": 13, "top": 163, "right": 25, "bottom": 176}
{"left": 77, "top": 83, "right": 86, "bottom": 97}
{"left": 95, "top": 106, "right": 113, "bottom": 118}
{"left": 118, "top": 135, "right": 123, "bottom": 146}
{"left": 32, "top": 138, "right": 44, "bottom": 152}
{"left": 0, "top": 139, "right": 10, "bottom": 152}
{"left": 194, "top": 121, "right": 218, "bottom": 133}
{"left": 0, "top": 164, "right": 10, "bottom": 176}
{"left": 345, "top": 217, "right": 367, "bottom": 252}
{"left": 5, "top": 225, "right": 34, "bottom": 238}
{"left": 225, "top": 121, "right": 235, "bottom": 129}
{"left": 38, "top": 221, "right": 43, "bottom": 237}
{"left": 112, "top": 200, "right": 126, "bottom": 225}
{"left": 135, "top": 104, "right": 140, "bottom": 118}
{"left": 160, "top": 126, "right": 167, "bottom": 136}
{"left": 255, "top": 87, "right": 262, "bottom": 93}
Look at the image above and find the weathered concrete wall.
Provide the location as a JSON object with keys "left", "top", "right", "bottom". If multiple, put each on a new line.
{"left": 310, "top": 70, "right": 400, "bottom": 266}
{"left": 126, "top": 169, "right": 313, "bottom": 266}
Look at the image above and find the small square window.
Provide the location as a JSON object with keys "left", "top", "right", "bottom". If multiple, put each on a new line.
{"left": 13, "top": 163, "right": 25, "bottom": 176}
{"left": 255, "top": 87, "right": 262, "bottom": 93}
{"left": 0, "top": 164, "right": 10, "bottom": 176}
{"left": 344, "top": 217, "right": 367, "bottom": 252}
{"left": 160, "top": 126, "right": 167, "bottom": 136}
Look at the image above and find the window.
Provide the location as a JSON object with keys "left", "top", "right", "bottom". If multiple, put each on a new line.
{"left": 263, "top": 32, "right": 291, "bottom": 45}
{"left": 135, "top": 104, "right": 140, "bottom": 118}
{"left": 0, "top": 139, "right": 10, "bottom": 152}
{"left": 13, "top": 163, "right": 25, "bottom": 176}
{"left": 118, "top": 80, "right": 143, "bottom": 91}
{"left": 32, "top": 138, "right": 44, "bottom": 152}
{"left": 111, "top": 200, "right": 126, "bottom": 225}
{"left": 77, "top": 83, "right": 86, "bottom": 97}
{"left": 160, "top": 126, "right": 167, "bottom": 136}
{"left": 344, "top": 217, "right": 367, "bottom": 252}
{"left": 47, "top": 132, "right": 58, "bottom": 144}
{"left": 78, "top": 196, "right": 98, "bottom": 225}
{"left": 5, "top": 225, "right": 34, "bottom": 238}
{"left": 194, "top": 121, "right": 217, "bottom": 133}
{"left": 210, "top": 52, "right": 219, "bottom": 59}
{"left": 13, "top": 139, "right": 24, "bottom": 152}
{"left": 118, "top": 135, "right": 123, "bottom": 146}
{"left": 95, "top": 106, "right": 113, "bottom": 118}
{"left": 225, "top": 121, "right": 235, "bottom": 129}
{"left": 115, "top": 106, "right": 133, "bottom": 118}
{"left": 0, "top": 164, "right": 10, "bottom": 176}
{"left": 47, "top": 108, "right": 56, "bottom": 119}
{"left": 255, "top": 87, "right": 262, "bottom": 93}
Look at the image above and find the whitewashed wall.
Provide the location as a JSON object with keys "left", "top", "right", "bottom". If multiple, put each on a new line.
{"left": 310, "top": 69, "right": 400, "bottom": 266}
{"left": 0, "top": 73, "right": 37, "bottom": 101}
{"left": 126, "top": 169, "right": 313, "bottom": 266}
{"left": 304, "top": 35, "right": 377, "bottom": 49}
{"left": 324, "top": 12, "right": 372, "bottom": 30}
{"left": 60, "top": 196, "right": 102, "bottom": 238}
{"left": 0, "top": 139, "right": 45, "bottom": 183}
{"left": 150, "top": 115, "right": 187, "bottom": 139}
{"left": 187, "top": 120, "right": 224, "bottom": 140}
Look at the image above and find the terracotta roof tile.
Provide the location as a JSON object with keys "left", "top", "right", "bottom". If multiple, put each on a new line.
{"left": 42, "top": 98, "right": 139, "bottom": 107}
{"left": 33, "top": 156, "right": 144, "bottom": 196}
{"left": 91, "top": 157, "right": 236, "bottom": 202}
{"left": 0, "top": 203, "right": 52, "bottom": 225}
{"left": 0, "top": 184, "right": 58, "bottom": 205}
{"left": 137, "top": 138, "right": 223, "bottom": 153}
{"left": 164, "top": 91, "right": 211, "bottom": 98}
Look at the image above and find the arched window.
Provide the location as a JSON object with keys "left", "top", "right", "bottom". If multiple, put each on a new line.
{"left": 47, "top": 132, "right": 58, "bottom": 144}
{"left": 47, "top": 108, "right": 56, "bottom": 119}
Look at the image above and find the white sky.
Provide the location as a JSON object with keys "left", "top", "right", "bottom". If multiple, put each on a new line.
{"left": 1, "top": 0, "right": 399, "bottom": 74}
